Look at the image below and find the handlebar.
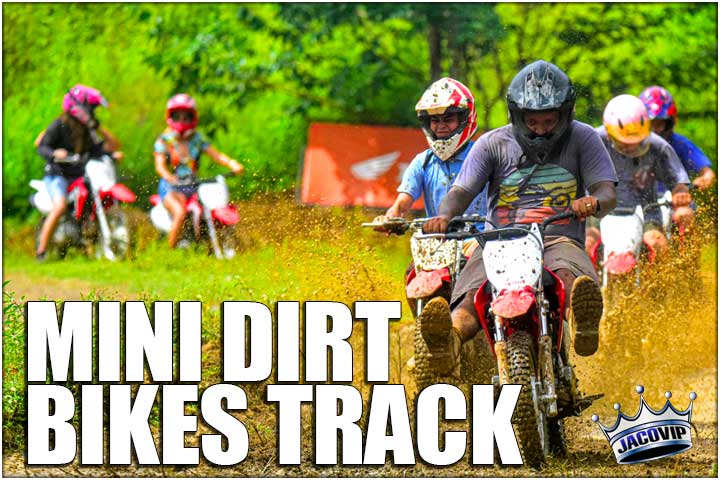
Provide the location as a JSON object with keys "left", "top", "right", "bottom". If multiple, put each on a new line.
{"left": 361, "top": 217, "right": 432, "bottom": 235}
{"left": 418, "top": 210, "right": 576, "bottom": 244}
{"left": 363, "top": 214, "right": 488, "bottom": 236}
{"left": 607, "top": 200, "right": 671, "bottom": 217}
{"left": 54, "top": 153, "right": 86, "bottom": 164}
{"left": 174, "top": 171, "right": 238, "bottom": 187}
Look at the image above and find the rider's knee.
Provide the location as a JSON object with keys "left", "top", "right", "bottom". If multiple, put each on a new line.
{"left": 452, "top": 293, "right": 480, "bottom": 340}
{"left": 672, "top": 206, "right": 694, "bottom": 226}
{"left": 50, "top": 198, "right": 68, "bottom": 214}
{"left": 643, "top": 229, "right": 668, "bottom": 252}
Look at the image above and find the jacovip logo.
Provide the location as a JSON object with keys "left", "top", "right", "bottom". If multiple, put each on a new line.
{"left": 591, "top": 385, "right": 697, "bottom": 465}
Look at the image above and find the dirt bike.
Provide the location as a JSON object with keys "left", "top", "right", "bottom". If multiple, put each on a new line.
{"left": 149, "top": 173, "right": 240, "bottom": 259}
{"left": 589, "top": 200, "right": 671, "bottom": 289}
{"left": 30, "top": 154, "right": 136, "bottom": 260}
{"left": 420, "top": 211, "right": 602, "bottom": 466}
{"left": 361, "top": 215, "right": 482, "bottom": 317}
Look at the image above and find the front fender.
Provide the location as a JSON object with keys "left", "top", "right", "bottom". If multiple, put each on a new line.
{"left": 105, "top": 183, "right": 137, "bottom": 203}
{"left": 490, "top": 286, "right": 536, "bottom": 319}
{"left": 605, "top": 251, "right": 637, "bottom": 275}
{"left": 405, "top": 268, "right": 450, "bottom": 299}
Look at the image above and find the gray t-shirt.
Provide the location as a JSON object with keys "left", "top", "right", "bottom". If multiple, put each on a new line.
{"left": 595, "top": 127, "right": 689, "bottom": 208}
{"left": 454, "top": 121, "right": 617, "bottom": 243}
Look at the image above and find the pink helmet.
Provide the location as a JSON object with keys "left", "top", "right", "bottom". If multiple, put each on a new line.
{"left": 415, "top": 78, "right": 478, "bottom": 161}
{"left": 62, "top": 84, "right": 108, "bottom": 125}
{"left": 603, "top": 94, "right": 651, "bottom": 158}
{"left": 639, "top": 85, "right": 677, "bottom": 140}
{"left": 166, "top": 93, "right": 198, "bottom": 135}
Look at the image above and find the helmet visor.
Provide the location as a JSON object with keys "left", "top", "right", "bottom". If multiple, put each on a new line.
{"left": 170, "top": 110, "right": 196, "bottom": 123}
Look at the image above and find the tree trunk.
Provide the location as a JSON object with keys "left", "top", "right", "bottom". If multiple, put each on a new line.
{"left": 428, "top": 22, "right": 442, "bottom": 81}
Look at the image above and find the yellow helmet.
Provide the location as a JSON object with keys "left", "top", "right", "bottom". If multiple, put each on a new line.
{"left": 603, "top": 94, "right": 651, "bottom": 157}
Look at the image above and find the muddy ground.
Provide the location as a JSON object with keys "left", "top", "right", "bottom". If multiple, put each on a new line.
{"left": 3, "top": 198, "right": 717, "bottom": 477}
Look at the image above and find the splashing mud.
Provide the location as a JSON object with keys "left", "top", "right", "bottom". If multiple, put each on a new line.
{"left": 3, "top": 192, "right": 717, "bottom": 476}
{"left": 575, "top": 216, "right": 717, "bottom": 424}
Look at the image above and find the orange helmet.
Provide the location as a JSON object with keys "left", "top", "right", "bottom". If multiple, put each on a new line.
{"left": 603, "top": 94, "right": 651, "bottom": 157}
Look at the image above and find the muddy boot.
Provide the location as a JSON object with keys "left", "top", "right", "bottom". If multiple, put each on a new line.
{"left": 570, "top": 275, "right": 603, "bottom": 356}
{"left": 417, "top": 297, "right": 462, "bottom": 377}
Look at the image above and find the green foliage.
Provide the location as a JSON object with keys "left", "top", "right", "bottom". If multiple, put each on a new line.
{"left": 2, "top": 282, "right": 26, "bottom": 450}
{"left": 468, "top": 3, "right": 717, "bottom": 164}
{"left": 2, "top": 3, "right": 717, "bottom": 218}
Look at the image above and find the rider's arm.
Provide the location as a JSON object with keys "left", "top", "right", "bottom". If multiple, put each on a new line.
{"left": 579, "top": 181, "right": 616, "bottom": 219}
{"left": 656, "top": 142, "right": 691, "bottom": 208}
{"left": 386, "top": 193, "right": 414, "bottom": 218}
{"left": 424, "top": 186, "right": 477, "bottom": 233}
{"left": 205, "top": 145, "right": 244, "bottom": 174}
{"left": 154, "top": 152, "right": 177, "bottom": 183}
{"left": 694, "top": 166, "right": 716, "bottom": 190}
{"left": 98, "top": 126, "right": 121, "bottom": 153}
{"left": 37, "top": 120, "right": 65, "bottom": 162}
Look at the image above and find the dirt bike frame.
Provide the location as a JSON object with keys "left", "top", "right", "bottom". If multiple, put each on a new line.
{"left": 419, "top": 211, "right": 579, "bottom": 420}
{"left": 593, "top": 200, "right": 673, "bottom": 287}
{"left": 149, "top": 173, "right": 240, "bottom": 259}
{"left": 362, "top": 214, "right": 482, "bottom": 317}
{"left": 30, "top": 155, "right": 136, "bottom": 261}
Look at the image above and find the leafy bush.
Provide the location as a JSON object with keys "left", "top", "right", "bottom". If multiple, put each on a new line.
{"left": 3, "top": 282, "right": 26, "bottom": 450}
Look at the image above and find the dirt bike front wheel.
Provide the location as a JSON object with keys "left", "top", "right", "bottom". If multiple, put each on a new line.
{"left": 506, "top": 331, "right": 547, "bottom": 467}
{"left": 96, "top": 205, "right": 131, "bottom": 260}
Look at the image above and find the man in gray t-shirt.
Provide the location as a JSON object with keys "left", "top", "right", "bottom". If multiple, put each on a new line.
{"left": 418, "top": 61, "right": 618, "bottom": 382}
{"left": 586, "top": 94, "right": 691, "bottom": 258}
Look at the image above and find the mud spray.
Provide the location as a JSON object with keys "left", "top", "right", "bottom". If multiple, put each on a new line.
{"left": 574, "top": 212, "right": 717, "bottom": 424}
{"left": 235, "top": 193, "right": 717, "bottom": 426}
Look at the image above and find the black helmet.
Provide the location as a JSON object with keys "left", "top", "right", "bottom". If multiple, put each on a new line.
{"left": 506, "top": 60, "right": 576, "bottom": 163}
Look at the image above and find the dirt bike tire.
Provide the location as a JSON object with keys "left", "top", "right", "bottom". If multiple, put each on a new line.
{"left": 101, "top": 205, "right": 131, "bottom": 260}
{"left": 506, "top": 331, "right": 546, "bottom": 467}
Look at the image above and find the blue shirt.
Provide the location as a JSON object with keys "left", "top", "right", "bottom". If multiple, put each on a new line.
{"left": 398, "top": 141, "right": 487, "bottom": 224}
{"left": 657, "top": 132, "right": 713, "bottom": 193}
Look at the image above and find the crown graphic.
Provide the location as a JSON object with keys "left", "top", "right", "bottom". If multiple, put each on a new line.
{"left": 591, "top": 385, "right": 697, "bottom": 465}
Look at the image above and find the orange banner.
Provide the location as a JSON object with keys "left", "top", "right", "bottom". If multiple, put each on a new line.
{"left": 300, "top": 122, "right": 427, "bottom": 209}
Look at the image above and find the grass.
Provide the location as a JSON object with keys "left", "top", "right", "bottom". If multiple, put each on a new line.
{"left": 2, "top": 282, "right": 26, "bottom": 451}
{"left": 2, "top": 194, "right": 717, "bottom": 476}
{"left": 2, "top": 196, "right": 417, "bottom": 455}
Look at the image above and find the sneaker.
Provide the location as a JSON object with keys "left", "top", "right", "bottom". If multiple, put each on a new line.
{"left": 36, "top": 251, "right": 47, "bottom": 262}
{"left": 418, "top": 297, "right": 462, "bottom": 376}
{"left": 570, "top": 276, "right": 603, "bottom": 356}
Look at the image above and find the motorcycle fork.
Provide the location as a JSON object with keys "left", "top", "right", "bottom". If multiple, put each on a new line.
{"left": 203, "top": 207, "right": 224, "bottom": 259}
{"left": 492, "top": 316, "right": 510, "bottom": 385}
{"left": 92, "top": 190, "right": 115, "bottom": 261}
{"left": 537, "top": 287, "right": 559, "bottom": 417}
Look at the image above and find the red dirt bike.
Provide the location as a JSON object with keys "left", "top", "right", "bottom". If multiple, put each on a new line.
{"left": 420, "top": 211, "right": 602, "bottom": 466}
{"left": 149, "top": 173, "right": 240, "bottom": 259}
{"left": 589, "top": 198, "right": 682, "bottom": 289}
{"left": 362, "top": 215, "right": 483, "bottom": 317}
{"left": 30, "top": 154, "right": 136, "bottom": 260}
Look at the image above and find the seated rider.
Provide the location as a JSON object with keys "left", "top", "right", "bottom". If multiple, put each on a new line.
{"left": 35, "top": 84, "right": 121, "bottom": 261}
{"left": 421, "top": 60, "right": 618, "bottom": 378}
{"left": 640, "top": 85, "right": 716, "bottom": 192}
{"left": 585, "top": 94, "right": 691, "bottom": 258}
{"left": 154, "top": 94, "right": 244, "bottom": 248}
{"left": 373, "top": 77, "right": 487, "bottom": 316}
